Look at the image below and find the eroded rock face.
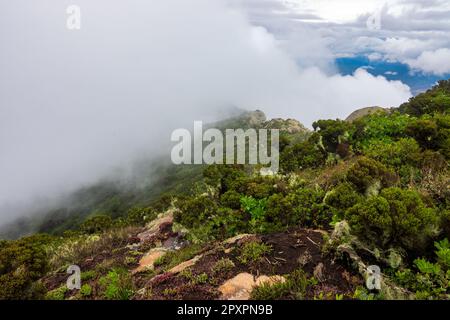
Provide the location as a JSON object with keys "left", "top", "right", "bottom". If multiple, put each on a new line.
{"left": 313, "top": 263, "right": 325, "bottom": 282}
{"left": 223, "top": 234, "right": 254, "bottom": 245}
{"left": 263, "top": 118, "right": 309, "bottom": 134}
{"left": 168, "top": 255, "right": 202, "bottom": 274}
{"left": 218, "top": 273, "right": 285, "bottom": 300}
{"left": 133, "top": 248, "right": 168, "bottom": 274}
{"left": 137, "top": 212, "right": 174, "bottom": 243}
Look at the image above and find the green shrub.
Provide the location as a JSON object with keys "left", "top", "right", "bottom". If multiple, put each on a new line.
{"left": 80, "top": 215, "right": 113, "bottom": 234}
{"left": 81, "top": 270, "right": 96, "bottom": 281}
{"left": 262, "top": 193, "right": 295, "bottom": 231}
{"left": 325, "top": 183, "right": 363, "bottom": 213}
{"left": 204, "top": 207, "right": 248, "bottom": 240}
{"left": 435, "top": 238, "right": 450, "bottom": 269}
{"left": 240, "top": 196, "right": 268, "bottom": 233}
{"left": 312, "top": 119, "right": 351, "bottom": 154}
{"left": 0, "top": 234, "right": 52, "bottom": 299}
{"left": 203, "top": 165, "right": 247, "bottom": 194}
{"left": 399, "top": 80, "right": 450, "bottom": 116}
{"left": 345, "top": 188, "right": 438, "bottom": 251}
{"left": 406, "top": 119, "right": 439, "bottom": 149}
{"left": 174, "top": 195, "right": 218, "bottom": 228}
{"left": 99, "top": 268, "right": 134, "bottom": 300}
{"left": 346, "top": 157, "right": 398, "bottom": 195}
{"left": 238, "top": 241, "right": 272, "bottom": 265}
{"left": 280, "top": 134, "right": 327, "bottom": 172}
{"left": 243, "top": 177, "right": 278, "bottom": 199}
{"left": 363, "top": 138, "right": 421, "bottom": 169}
{"left": 126, "top": 206, "right": 157, "bottom": 226}
{"left": 351, "top": 112, "right": 412, "bottom": 150}
{"left": 286, "top": 188, "right": 332, "bottom": 228}
{"left": 212, "top": 258, "right": 235, "bottom": 274}
{"left": 80, "top": 284, "right": 92, "bottom": 297}
{"left": 393, "top": 238, "right": 450, "bottom": 299}
{"left": 45, "top": 285, "right": 67, "bottom": 300}
{"left": 220, "top": 190, "right": 242, "bottom": 209}
{"left": 251, "top": 269, "right": 315, "bottom": 300}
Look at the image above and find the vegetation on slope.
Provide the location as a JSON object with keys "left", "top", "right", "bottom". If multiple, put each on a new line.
{"left": 0, "top": 80, "right": 449, "bottom": 300}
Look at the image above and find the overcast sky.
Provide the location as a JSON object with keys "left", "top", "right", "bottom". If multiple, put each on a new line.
{"left": 0, "top": 0, "right": 448, "bottom": 225}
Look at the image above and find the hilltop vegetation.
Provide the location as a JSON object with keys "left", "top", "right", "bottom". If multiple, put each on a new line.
{"left": 0, "top": 80, "right": 449, "bottom": 300}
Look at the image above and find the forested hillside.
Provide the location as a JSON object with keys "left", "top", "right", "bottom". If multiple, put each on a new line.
{"left": 0, "top": 80, "right": 449, "bottom": 300}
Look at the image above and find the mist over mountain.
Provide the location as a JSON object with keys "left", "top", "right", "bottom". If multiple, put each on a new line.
{"left": 0, "top": 0, "right": 449, "bottom": 303}
{"left": 1, "top": 0, "right": 411, "bottom": 228}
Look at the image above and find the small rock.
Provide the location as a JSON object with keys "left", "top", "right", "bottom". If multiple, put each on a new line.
{"left": 168, "top": 255, "right": 202, "bottom": 274}
{"left": 223, "top": 234, "right": 253, "bottom": 245}
{"left": 219, "top": 273, "right": 255, "bottom": 300}
{"left": 297, "top": 249, "right": 312, "bottom": 267}
{"left": 133, "top": 248, "right": 167, "bottom": 274}
{"left": 313, "top": 263, "right": 325, "bottom": 282}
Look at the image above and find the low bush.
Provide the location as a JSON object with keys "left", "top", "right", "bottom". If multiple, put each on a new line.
{"left": 99, "top": 268, "right": 134, "bottom": 300}
{"left": 80, "top": 215, "right": 113, "bottom": 234}
{"left": 345, "top": 188, "right": 439, "bottom": 251}
{"left": 346, "top": 157, "right": 398, "bottom": 195}
{"left": 238, "top": 241, "right": 272, "bottom": 265}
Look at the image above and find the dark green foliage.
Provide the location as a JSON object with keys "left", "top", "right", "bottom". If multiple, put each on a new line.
{"left": 203, "top": 165, "right": 247, "bottom": 194}
{"left": 0, "top": 234, "right": 52, "bottom": 299}
{"left": 243, "top": 188, "right": 333, "bottom": 230}
{"left": 399, "top": 80, "right": 450, "bottom": 116}
{"left": 125, "top": 206, "right": 157, "bottom": 226}
{"left": 241, "top": 176, "right": 278, "bottom": 199}
{"left": 312, "top": 119, "right": 351, "bottom": 153}
{"left": 206, "top": 207, "right": 249, "bottom": 239}
{"left": 238, "top": 241, "right": 272, "bottom": 265}
{"left": 220, "top": 190, "right": 242, "bottom": 209}
{"left": 325, "top": 183, "right": 363, "bottom": 214}
{"left": 406, "top": 119, "right": 439, "bottom": 149}
{"left": 286, "top": 188, "right": 331, "bottom": 228}
{"left": 280, "top": 134, "right": 327, "bottom": 172}
{"left": 251, "top": 269, "right": 316, "bottom": 300}
{"left": 345, "top": 188, "right": 438, "bottom": 251}
{"left": 174, "top": 195, "right": 218, "bottom": 228}
{"left": 80, "top": 215, "right": 113, "bottom": 234}
{"left": 393, "top": 238, "right": 449, "bottom": 299}
{"left": 346, "top": 157, "right": 398, "bottom": 194}
{"left": 98, "top": 268, "right": 134, "bottom": 300}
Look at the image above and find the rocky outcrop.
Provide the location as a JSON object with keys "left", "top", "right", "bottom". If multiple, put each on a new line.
{"left": 345, "top": 106, "right": 389, "bottom": 122}
{"left": 136, "top": 211, "right": 174, "bottom": 243}
{"left": 168, "top": 255, "right": 203, "bottom": 274}
{"left": 133, "top": 248, "right": 168, "bottom": 274}
{"left": 263, "top": 118, "right": 310, "bottom": 134}
{"left": 218, "top": 273, "right": 285, "bottom": 300}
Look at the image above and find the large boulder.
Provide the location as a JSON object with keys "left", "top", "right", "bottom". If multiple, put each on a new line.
{"left": 345, "top": 106, "right": 389, "bottom": 122}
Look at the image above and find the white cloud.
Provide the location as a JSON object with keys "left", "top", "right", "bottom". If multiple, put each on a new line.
{"left": 406, "top": 48, "right": 450, "bottom": 75}
{"left": 235, "top": 0, "right": 450, "bottom": 75}
{"left": 0, "top": 0, "right": 411, "bottom": 224}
